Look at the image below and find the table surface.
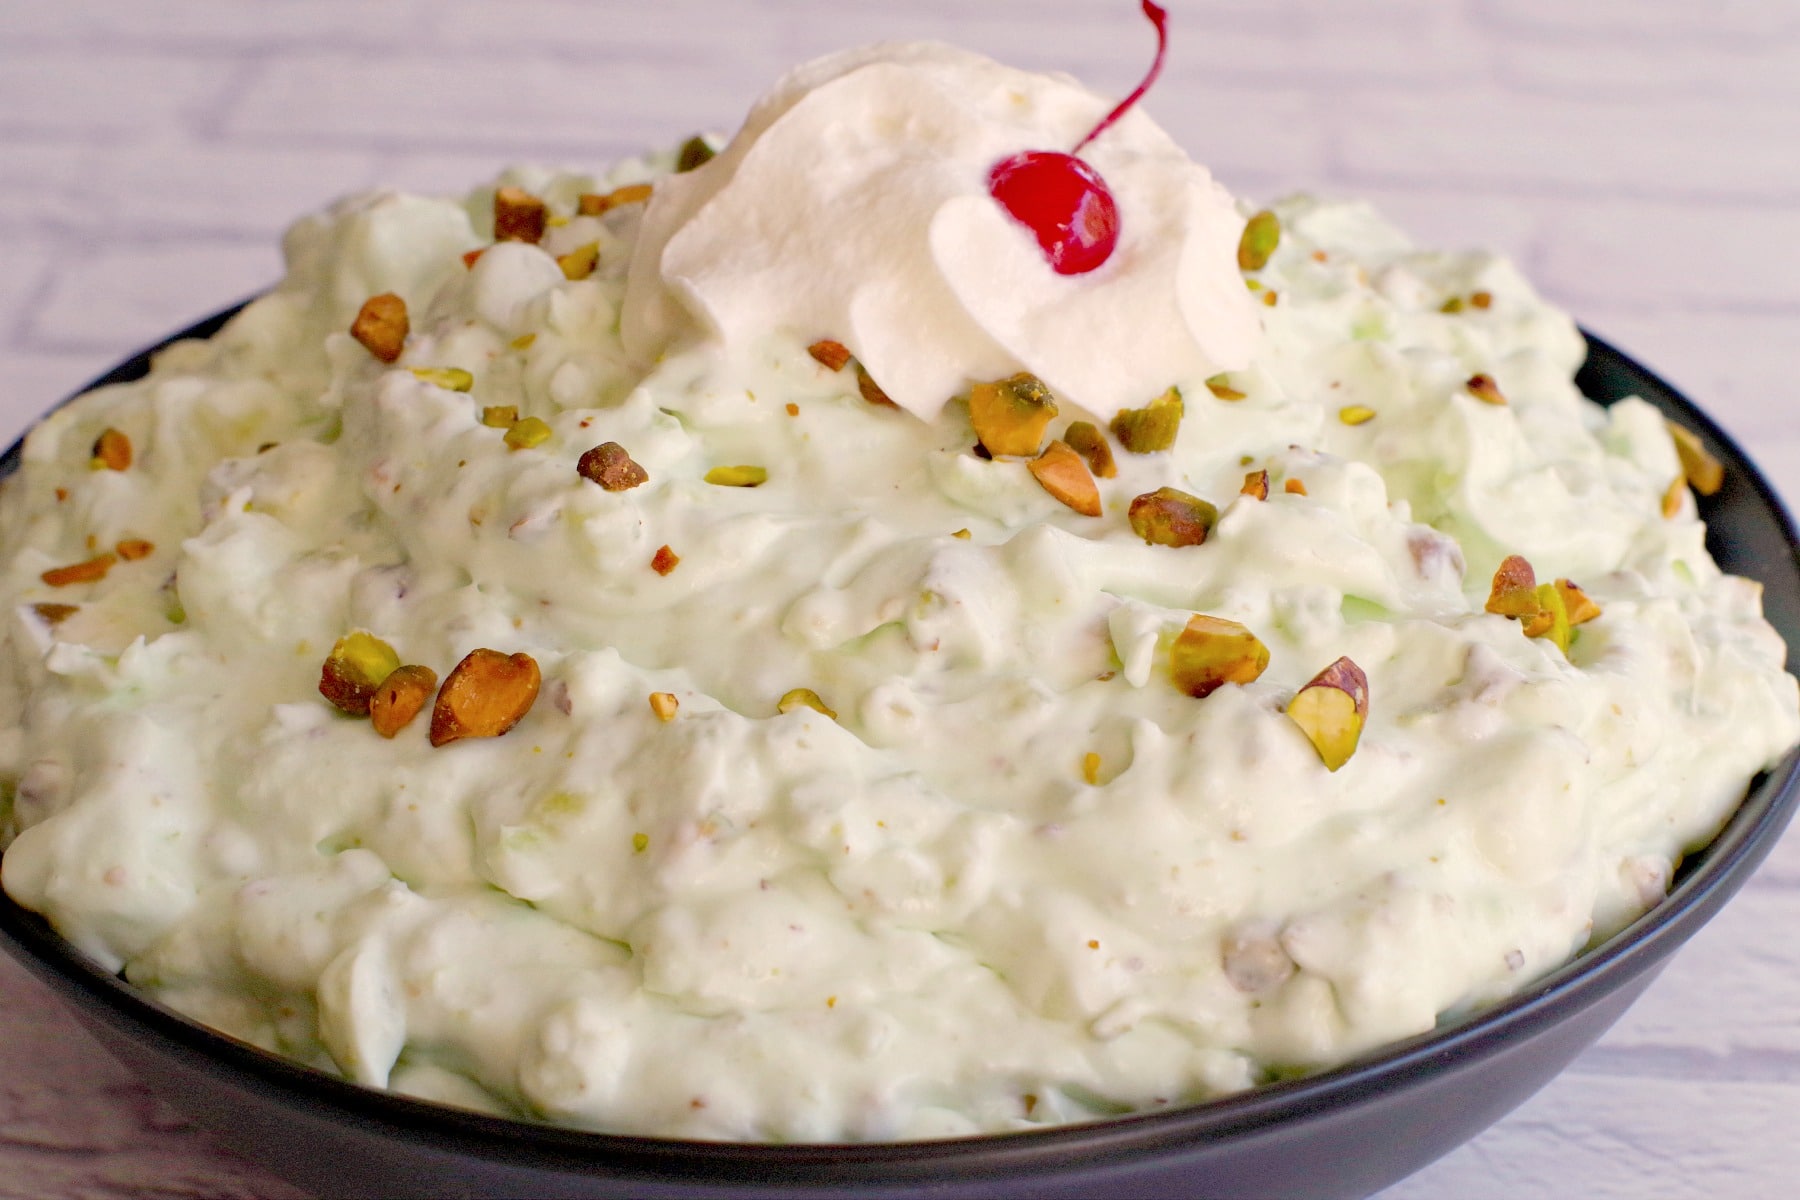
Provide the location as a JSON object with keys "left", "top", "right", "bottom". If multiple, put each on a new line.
{"left": 4, "top": 2, "right": 1800, "bottom": 1197}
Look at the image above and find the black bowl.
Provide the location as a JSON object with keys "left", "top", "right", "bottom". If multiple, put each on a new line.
{"left": 3, "top": 309, "right": 1797, "bottom": 1200}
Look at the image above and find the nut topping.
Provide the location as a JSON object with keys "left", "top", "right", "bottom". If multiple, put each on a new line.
{"left": 41, "top": 554, "right": 116, "bottom": 588}
{"left": 856, "top": 364, "right": 898, "bottom": 408}
{"left": 319, "top": 631, "right": 403, "bottom": 717}
{"left": 92, "top": 428, "right": 132, "bottom": 471}
{"left": 1063, "top": 421, "right": 1117, "bottom": 479}
{"left": 1110, "top": 388, "right": 1183, "bottom": 453}
{"left": 558, "top": 242, "right": 600, "bottom": 281}
{"left": 1129, "top": 487, "right": 1217, "bottom": 547}
{"left": 676, "top": 136, "right": 716, "bottom": 173}
{"left": 411, "top": 367, "right": 474, "bottom": 392}
{"left": 1286, "top": 656, "right": 1369, "bottom": 771}
{"left": 370, "top": 664, "right": 437, "bottom": 738}
{"left": 650, "top": 545, "right": 680, "bottom": 575}
{"left": 704, "top": 465, "right": 768, "bottom": 487}
{"left": 1237, "top": 209, "right": 1281, "bottom": 271}
{"left": 31, "top": 602, "right": 79, "bottom": 626}
{"left": 1027, "top": 440, "right": 1102, "bottom": 516}
{"left": 577, "top": 442, "right": 648, "bottom": 491}
{"left": 1485, "top": 555, "right": 1600, "bottom": 650}
{"left": 1204, "top": 374, "right": 1246, "bottom": 402}
{"left": 1666, "top": 420, "right": 1724, "bottom": 497}
{"left": 807, "top": 339, "right": 852, "bottom": 371}
{"left": 1169, "top": 614, "right": 1270, "bottom": 699}
{"left": 504, "top": 416, "right": 552, "bottom": 450}
{"left": 576, "top": 183, "right": 653, "bottom": 216}
{"left": 778, "top": 687, "right": 837, "bottom": 720}
{"left": 969, "top": 373, "right": 1057, "bottom": 457}
{"left": 493, "top": 186, "right": 548, "bottom": 244}
{"left": 429, "top": 649, "right": 541, "bottom": 747}
{"left": 1484, "top": 554, "right": 1540, "bottom": 619}
{"left": 1465, "top": 374, "right": 1506, "bottom": 405}
{"left": 350, "top": 293, "right": 408, "bottom": 363}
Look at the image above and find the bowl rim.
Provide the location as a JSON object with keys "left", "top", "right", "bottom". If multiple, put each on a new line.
{"left": 2, "top": 308, "right": 1797, "bottom": 1184}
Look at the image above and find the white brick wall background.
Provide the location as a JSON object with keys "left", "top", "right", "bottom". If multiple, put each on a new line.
{"left": 1, "top": 1, "right": 1798, "bottom": 1195}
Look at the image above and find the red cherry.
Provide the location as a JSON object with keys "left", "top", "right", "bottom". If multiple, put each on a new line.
{"left": 987, "top": 1, "right": 1168, "bottom": 277}
{"left": 987, "top": 151, "right": 1119, "bottom": 276}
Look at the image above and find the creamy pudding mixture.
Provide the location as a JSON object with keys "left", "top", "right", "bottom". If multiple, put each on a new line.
{"left": 0, "top": 43, "right": 1793, "bottom": 1141}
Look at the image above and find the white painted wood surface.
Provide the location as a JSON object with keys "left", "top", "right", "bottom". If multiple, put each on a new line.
{"left": 2, "top": 2, "right": 1798, "bottom": 1196}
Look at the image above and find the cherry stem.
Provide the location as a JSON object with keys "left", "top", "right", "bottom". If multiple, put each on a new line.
{"left": 1072, "top": 1, "right": 1169, "bottom": 155}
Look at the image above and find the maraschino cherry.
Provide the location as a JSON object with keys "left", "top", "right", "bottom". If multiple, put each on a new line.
{"left": 987, "top": 0, "right": 1169, "bottom": 276}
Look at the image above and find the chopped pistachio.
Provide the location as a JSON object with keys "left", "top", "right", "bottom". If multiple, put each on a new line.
{"left": 1284, "top": 478, "right": 1307, "bottom": 496}
{"left": 1666, "top": 420, "right": 1724, "bottom": 496}
{"left": 1129, "top": 487, "right": 1218, "bottom": 547}
{"left": 371, "top": 664, "right": 438, "bottom": 738}
{"left": 651, "top": 545, "right": 680, "bottom": 575}
{"left": 1661, "top": 475, "right": 1685, "bottom": 519}
{"left": 649, "top": 692, "right": 679, "bottom": 722}
{"left": 1081, "top": 752, "right": 1101, "bottom": 786}
{"left": 510, "top": 333, "right": 537, "bottom": 351}
{"left": 1485, "top": 554, "right": 1541, "bottom": 619}
{"left": 704, "top": 465, "right": 768, "bottom": 487}
{"left": 969, "top": 372, "right": 1057, "bottom": 457}
{"left": 1110, "top": 387, "right": 1183, "bottom": 453}
{"left": 350, "top": 293, "right": 408, "bottom": 363}
{"left": 1338, "top": 404, "right": 1376, "bottom": 426}
{"left": 577, "top": 442, "right": 648, "bottom": 491}
{"left": 1169, "top": 614, "right": 1270, "bottom": 699}
{"left": 676, "top": 135, "right": 716, "bottom": 172}
{"left": 1241, "top": 469, "right": 1270, "bottom": 500}
{"left": 1261, "top": 289, "right": 1279, "bottom": 308}
{"left": 411, "top": 366, "right": 474, "bottom": 392}
{"left": 1205, "top": 374, "right": 1246, "bottom": 401}
{"left": 114, "top": 538, "right": 154, "bottom": 561}
{"left": 1063, "top": 421, "right": 1117, "bottom": 479}
{"left": 1465, "top": 373, "right": 1506, "bottom": 405}
{"left": 1286, "top": 657, "right": 1370, "bottom": 771}
{"left": 952, "top": 528, "right": 972, "bottom": 540}
{"left": 1555, "top": 578, "right": 1602, "bottom": 626}
{"left": 778, "top": 687, "right": 837, "bottom": 720}
{"left": 785, "top": 402, "right": 800, "bottom": 417}
{"left": 494, "top": 186, "right": 548, "bottom": 243}
{"left": 632, "top": 831, "right": 650, "bottom": 853}
{"left": 1471, "top": 291, "right": 1493, "bottom": 309}
{"left": 503, "top": 416, "right": 552, "bottom": 450}
{"left": 429, "top": 648, "right": 541, "bottom": 747}
{"left": 481, "top": 405, "right": 519, "bottom": 428}
{"left": 1440, "top": 296, "right": 1465, "bottom": 314}
{"left": 807, "top": 339, "right": 852, "bottom": 371}
{"left": 92, "top": 428, "right": 132, "bottom": 471}
{"left": 1524, "top": 582, "right": 1572, "bottom": 652}
{"left": 856, "top": 364, "right": 898, "bottom": 408}
{"left": 40, "top": 554, "right": 116, "bottom": 588}
{"left": 31, "top": 602, "right": 79, "bottom": 626}
{"left": 576, "top": 183, "right": 653, "bottom": 216}
{"left": 319, "top": 631, "right": 403, "bottom": 717}
{"left": 557, "top": 242, "right": 600, "bottom": 281}
{"left": 1237, "top": 209, "right": 1281, "bottom": 271}
{"left": 1027, "top": 440, "right": 1102, "bottom": 517}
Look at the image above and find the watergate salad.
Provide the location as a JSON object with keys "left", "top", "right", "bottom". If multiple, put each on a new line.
{"left": 2, "top": 27, "right": 1796, "bottom": 1144}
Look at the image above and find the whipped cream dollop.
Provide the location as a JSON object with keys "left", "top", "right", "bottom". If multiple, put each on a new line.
{"left": 622, "top": 43, "right": 1262, "bottom": 420}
